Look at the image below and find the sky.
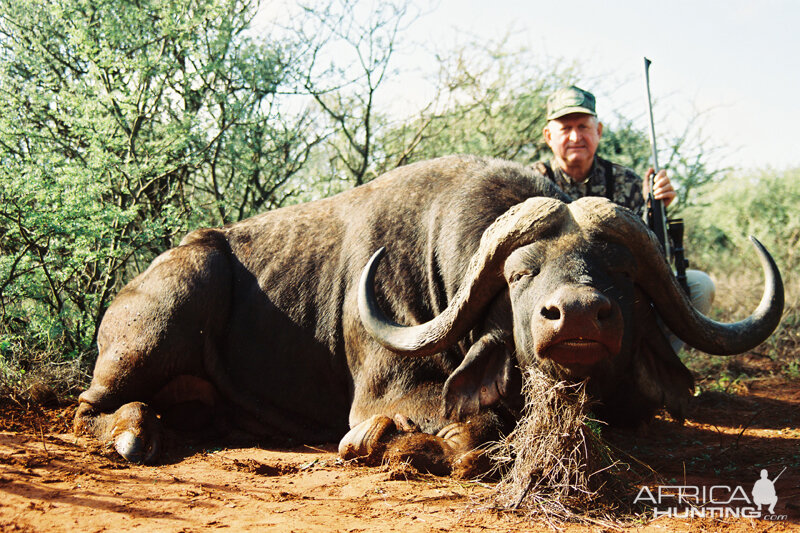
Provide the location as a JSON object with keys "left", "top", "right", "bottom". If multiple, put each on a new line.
{"left": 405, "top": 0, "right": 800, "bottom": 172}
{"left": 258, "top": 0, "right": 800, "bottom": 172}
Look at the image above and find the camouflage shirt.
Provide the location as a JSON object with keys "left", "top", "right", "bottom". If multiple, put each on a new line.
{"left": 533, "top": 157, "right": 645, "bottom": 216}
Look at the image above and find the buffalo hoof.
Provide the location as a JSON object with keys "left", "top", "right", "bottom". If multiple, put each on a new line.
{"left": 384, "top": 432, "right": 453, "bottom": 476}
{"left": 338, "top": 415, "right": 396, "bottom": 464}
{"left": 451, "top": 447, "right": 492, "bottom": 480}
{"left": 114, "top": 430, "right": 158, "bottom": 463}
{"left": 436, "top": 421, "right": 490, "bottom": 479}
{"left": 436, "top": 422, "right": 473, "bottom": 449}
{"left": 109, "top": 402, "right": 161, "bottom": 464}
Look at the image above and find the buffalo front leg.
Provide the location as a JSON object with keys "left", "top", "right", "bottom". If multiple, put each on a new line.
{"left": 338, "top": 414, "right": 397, "bottom": 465}
{"left": 338, "top": 412, "right": 499, "bottom": 478}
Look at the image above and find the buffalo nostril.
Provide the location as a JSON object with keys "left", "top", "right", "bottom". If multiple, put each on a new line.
{"left": 596, "top": 297, "right": 613, "bottom": 321}
{"left": 541, "top": 306, "right": 561, "bottom": 321}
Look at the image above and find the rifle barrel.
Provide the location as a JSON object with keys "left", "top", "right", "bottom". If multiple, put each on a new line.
{"left": 644, "top": 57, "right": 660, "bottom": 175}
{"left": 643, "top": 57, "right": 670, "bottom": 258}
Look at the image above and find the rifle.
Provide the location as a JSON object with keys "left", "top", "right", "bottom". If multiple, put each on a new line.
{"left": 643, "top": 57, "right": 690, "bottom": 295}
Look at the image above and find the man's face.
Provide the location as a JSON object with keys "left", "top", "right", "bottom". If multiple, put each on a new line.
{"left": 543, "top": 113, "right": 603, "bottom": 173}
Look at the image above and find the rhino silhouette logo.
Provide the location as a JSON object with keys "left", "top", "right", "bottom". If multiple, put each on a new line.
{"left": 752, "top": 468, "right": 785, "bottom": 515}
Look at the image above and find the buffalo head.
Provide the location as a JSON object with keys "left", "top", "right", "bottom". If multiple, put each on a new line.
{"left": 358, "top": 196, "right": 784, "bottom": 420}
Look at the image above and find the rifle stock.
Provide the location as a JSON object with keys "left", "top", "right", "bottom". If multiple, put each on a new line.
{"left": 646, "top": 191, "right": 669, "bottom": 254}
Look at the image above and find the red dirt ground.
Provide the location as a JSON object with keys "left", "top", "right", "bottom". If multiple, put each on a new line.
{"left": 0, "top": 376, "right": 797, "bottom": 532}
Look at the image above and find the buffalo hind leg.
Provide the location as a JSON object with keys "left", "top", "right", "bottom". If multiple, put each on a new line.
{"left": 75, "top": 401, "right": 161, "bottom": 463}
{"left": 74, "top": 374, "right": 221, "bottom": 463}
{"left": 74, "top": 229, "right": 232, "bottom": 463}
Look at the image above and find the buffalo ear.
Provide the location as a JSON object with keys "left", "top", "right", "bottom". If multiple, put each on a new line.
{"left": 630, "top": 288, "right": 695, "bottom": 421}
{"left": 442, "top": 331, "right": 521, "bottom": 420}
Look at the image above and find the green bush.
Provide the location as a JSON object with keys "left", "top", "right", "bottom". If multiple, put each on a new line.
{"left": 684, "top": 168, "right": 800, "bottom": 274}
{"left": 681, "top": 168, "right": 800, "bottom": 384}
{"left": 0, "top": 0, "right": 309, "bottom": 397}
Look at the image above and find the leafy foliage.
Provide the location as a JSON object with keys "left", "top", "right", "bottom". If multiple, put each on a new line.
{"left": 684, "top": 168, "right": 800, "bottom": 273}
{"left": 0, "top": 0, "right": 314, "bottom": 369}
{"left": 295, "top": 0, "right": 413, "bottom": 187}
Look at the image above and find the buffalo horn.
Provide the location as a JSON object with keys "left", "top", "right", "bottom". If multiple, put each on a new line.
{"left": 358, "top": 197, "right": 569, "bottom": 356}
{"left": 569, "top": 197, "right": 784, "bottom": 355}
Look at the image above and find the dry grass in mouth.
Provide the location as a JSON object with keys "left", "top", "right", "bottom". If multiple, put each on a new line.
{"left": 485, "top": 367, "right": 644, "bottom": 527}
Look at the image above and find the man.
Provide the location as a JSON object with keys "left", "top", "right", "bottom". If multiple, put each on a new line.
{"left": 535, "top": 85, "right": 675, "bottom": 216}
{"left": 534, "top": 85, "right": 714, "bottom": 352}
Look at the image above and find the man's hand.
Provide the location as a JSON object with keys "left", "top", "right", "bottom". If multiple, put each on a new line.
{"left": 643, "top": 168, "right": 677, "bottom": 208}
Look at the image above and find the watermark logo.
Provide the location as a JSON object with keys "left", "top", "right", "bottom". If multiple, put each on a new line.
{"left": 634, "top": 467, "right": 788, "bottom": 520}
{"left": 752, "top": 468, "right": 780, "bottom": 515}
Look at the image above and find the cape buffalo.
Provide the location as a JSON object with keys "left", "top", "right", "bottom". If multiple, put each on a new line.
{"left": 74, "top": 155, "right": 784, "bottom": 476}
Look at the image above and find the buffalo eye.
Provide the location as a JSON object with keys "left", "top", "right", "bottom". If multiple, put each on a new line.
{"left": 614, "top": 269, "right": 632, "bottom": 280}
{"left": 509, "top": 268, "right": 538, "bottom": 284}
{"left": 609, "top": 265, "right": 634, "bottom": 280}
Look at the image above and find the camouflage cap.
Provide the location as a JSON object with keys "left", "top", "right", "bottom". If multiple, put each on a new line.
{"left": 546, "top": 86, "right": 597, "bottom": 120}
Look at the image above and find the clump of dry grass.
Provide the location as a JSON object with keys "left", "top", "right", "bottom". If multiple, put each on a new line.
{"left": 486, "top": 367, "right": 637, "bottom": 526}
{"left": 0, "top": 345, "right": 89, "bottom": 405}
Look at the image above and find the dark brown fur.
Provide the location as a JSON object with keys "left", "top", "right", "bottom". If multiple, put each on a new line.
{"left": 75, "top": 155, "right": 685, "bottom": 472}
